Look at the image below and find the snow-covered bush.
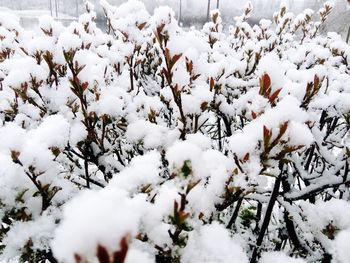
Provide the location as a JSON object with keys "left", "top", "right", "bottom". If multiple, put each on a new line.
{"left": 0, "top": 1, "right": 349, "bottom": 262}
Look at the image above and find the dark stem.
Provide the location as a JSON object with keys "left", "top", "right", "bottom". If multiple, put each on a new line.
{"left": 129, "top": 56, "right": 134, "bottom": 91}
{"left": 226, "top": 197, "right": 243, "bottom": 229}
{"left": 45, "top": 249, "right": 58, "bottom": 263}
{"left": 254, "top": 202, "right": 262, "bottom": 234}
{"left": 84, "top": 144, "right": 90, "bottom": 188}
{"left": 250, "top": 165, "right": 283, "bottom": 263}
{"left": 218, "top": 117, "right": 222, "bottom": 151}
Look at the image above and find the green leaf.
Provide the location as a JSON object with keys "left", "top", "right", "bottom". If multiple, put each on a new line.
{"left": 181, "top": 161, "right": 192, "bottom": 178}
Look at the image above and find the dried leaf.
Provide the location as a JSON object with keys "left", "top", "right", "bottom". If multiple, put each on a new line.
{"left": 97, "top": 245, "right": 110, "bottom": 263}
{"left": 263, "top": 125, "right": 271, "bottom": 150}
{"left": 279, "top": 121, "right": 289, "bottom": 136}
{"left": 137, "top": 21, "right": 147, "bottom": 30}
{"left": 74, "top": 254, "right": 82, "bottom": 263}
{"left": 200, "top": 101, "right": 209, "bottom": 111}
{"left": 263, "top": 125, "right": 270, "bottom": 138}
{"left": 113, "top": 236, "right": 129, "bottom": 263}
{"left": 269, "top": 88, "right": 282, "bottom": 104}
{"left": 251, "top": 111, "right": 257, "bottom": 119}
{"left": 210, "top": 77, "right": 215, "bottom": 91}
{"left": 259, "top": 73, "right": 271, "bottom": 95}
{"left": 172, "top": 53, "right": 183, "bottom": 66}
{"left": 81, "top": 82, "right": 89, "bottom": 91}
{"left": 243, "top": 153, "right": 250, "bottom": 162}
{"left": 313, "top": 74, "right": 320, "bottom": 90}
{"left": 186, "top": 59, "right": 193, "bottom": 73}
{"left": 11, "top": 150, "right": 21, "bottom": 162}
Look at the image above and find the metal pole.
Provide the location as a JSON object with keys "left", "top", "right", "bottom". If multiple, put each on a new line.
{"left": 55, "top": 0, "right": 58, "bottom": 18}
{"left": 76, "top": 0, "right": 79, "bottom": 18}
{"left": 217, "top": 0, "right": 219, "bottom": 9}
{"left": 347, "top": 1, "right": 350, "bottom": 42}
{"left": 178, "top": 0, "right": 182, "bottom": 24}
{"left": 207, "top": 0, "right": 211, "bottom": 21}
{"left": 49, "top": 0, "right": 53, "bottom": 16}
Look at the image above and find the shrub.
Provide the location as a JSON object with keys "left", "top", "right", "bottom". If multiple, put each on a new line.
{"left": 0, "top": 1, "right": 349, "bottom": 262}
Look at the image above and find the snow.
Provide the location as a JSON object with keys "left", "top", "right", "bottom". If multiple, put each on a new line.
{"left": 0, "top": 0, "right": 349, "bottom": 262}
{"left": 126, "top": 120, "right": 174, "bottom": 148}
{"left": 257, "top": 54, "right": 286, "bottom": 91}
{"left": 0, "top": 10, "right": 21, "bottom": 31}
{"left": 52, "top": 189, "right": 149, "bottom": 263}
{"left": 109, "top": 151, "right": 161, "bottom": 192}
{"left": 260, "top": 252, "right": 306, "bottom": 263}
{"left": 28, "top": 115, "right": 70, "bottom": 149}
{"left": 299, "top": 199, "right": 350, "bottom": 233}
{"left": 1, "top": 214, "right": 56, "bottom": 260}
{"left": 166, "top": 140, "right": 203, "bottom": 171}
{"left": 125, "top": 247, "right": 154, "bottom": 263}
{"left": 182, "top": 222, "right": 248, "bottom": 263}
{"left": 332, "top": 228, "right": 350, "bottom": 263}
{"left": 229, "top": 96, "right": 313, "bottom": 158}
{"left": 57, "top": 31, "right": 82, "bottom": 51}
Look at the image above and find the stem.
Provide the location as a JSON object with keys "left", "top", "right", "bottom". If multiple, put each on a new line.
{"left": 215, "top": 190, "right": 242, "bottom": 211}
{"left": 281, "top": 171, "right": 305, "bottom": 252}
{"left": 129, "top": 56, "right": 134, "bottom": 91}
{"left": 84, "top": 144, "right": 90, "bottom": 188}
{"left": 250, "top": 166, "right": 283, "bottom": 263}
{"left": 284, "top": 209, "right": 304, "bottom": 251}
{"left": 226, "top": 197, "right": 243, "bottom": 229}
{"left": 215, "top": 109, "right": 232, "bottom": 137}
{"left": 45, "top": 249, "right": 58, "bottom": 263}
{"left": 254, "top": 202, "right": 262, "bottom": 233}
{"left": 218, "top": 117, "right": 222, "bottom": 151}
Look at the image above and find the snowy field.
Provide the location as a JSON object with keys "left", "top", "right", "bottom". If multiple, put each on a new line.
{"left": 0, "top": 0, "right": 350, "bottom": 263}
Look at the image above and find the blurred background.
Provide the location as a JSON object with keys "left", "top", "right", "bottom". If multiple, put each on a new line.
{"left": 0, "top": 0, "right": 349, "bottom": 40}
